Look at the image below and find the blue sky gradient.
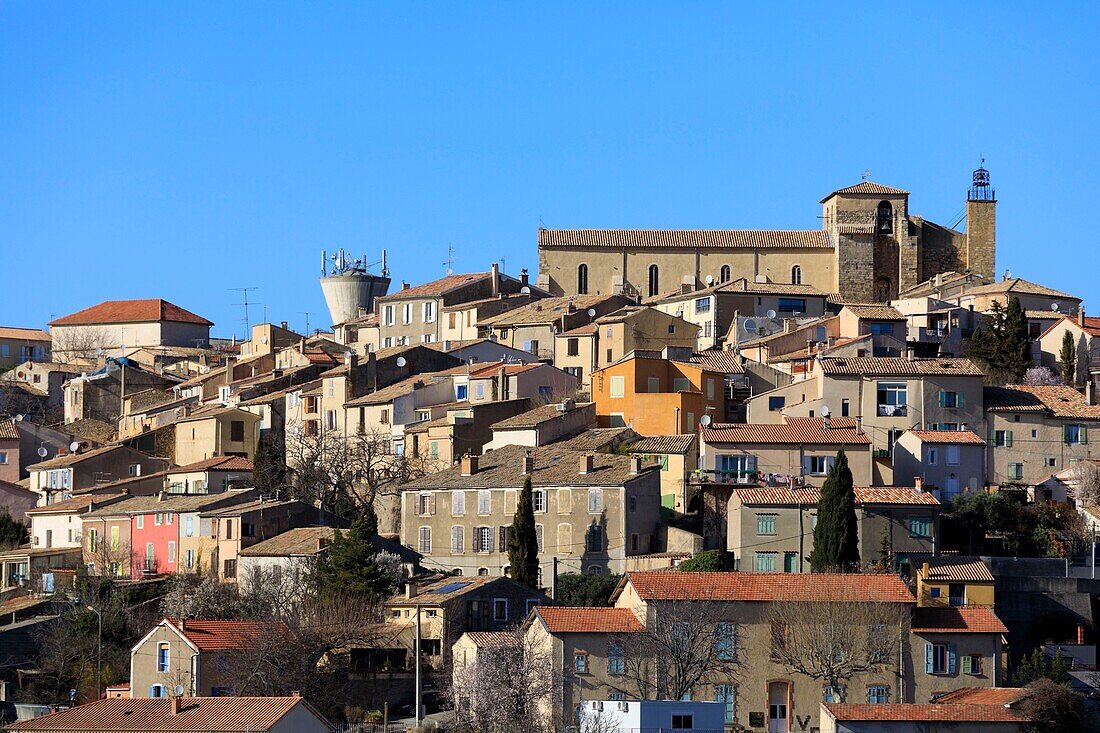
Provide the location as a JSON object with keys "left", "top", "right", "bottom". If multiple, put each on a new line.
{"left": 2, "top": 3, "right": 1097, "bottom": 338}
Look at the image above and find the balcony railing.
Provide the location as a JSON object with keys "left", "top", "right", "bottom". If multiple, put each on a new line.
{"left": 691, "top": 469, "right": 759, "bottom": 485}
{"left": 877, "top": 404, "right": 907, "bottom": 417}
{"left": 913, "top": 326, "right": 948, "bottom": 343}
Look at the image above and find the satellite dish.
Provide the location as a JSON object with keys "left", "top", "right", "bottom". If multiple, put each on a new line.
{"left": 700, "top": 414, "right": 712, "bottom": 427}
{"left": 587, "top": 309, "right": 596, "bottom": 317}
{"left": 1052, "top": 303, "right": 1060, "bottom": 312}
{"left": 69, "top": 441, "right": 82, "bottom": 453}
{"left": 744, "top": 319, "right": 757, "bottom": 333}
{"left": 343, "top": 351, "right": 353, "bottom": 359}
{"left": 820, "top": 405, "right": 831, "bottom": 417}
{"left": 13, "top": 414, "right": 23, "bottom": 422}
{"left": 37, "top": 446, "right": 48, "bottom": 458}
{"left": 396, "top": 356, "right": 407, "bottom": 368}
{"left": 520, "top": 286, "right": 531, "bottom": 295}
{"left": 766, "top": 309, "right": 777, "bottom": 319}
{"left": 705, "top": 275, "right": 714, "bottom": 285}
{"left": 261, "top": 336, "right": 268, "bottom": 344}
{"left": 174, "top": 685, "right": 185, "bottom": 697}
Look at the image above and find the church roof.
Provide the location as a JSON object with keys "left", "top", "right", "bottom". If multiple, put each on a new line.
{"left": 537, "top": 229, "right": 831, "bottom": 250}
{"left": 821, "top": 181, "right": 909, "bottom": 202}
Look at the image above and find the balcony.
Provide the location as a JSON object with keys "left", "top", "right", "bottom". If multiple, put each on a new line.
{"left": 877, "top": 404, "right": 907, "bottom": 417}
{"left": 691, "top": 469, "right": 759, "bottom": 486}
{"left": 912, "top": 326, "right": 948, "bottom": 343}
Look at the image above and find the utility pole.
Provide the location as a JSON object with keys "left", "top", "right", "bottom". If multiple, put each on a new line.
{"left": 415, "top": 603, "right": 422, "bottom": 727}
{"left": 230, "top": 287, "right": 259, "bottom": 339}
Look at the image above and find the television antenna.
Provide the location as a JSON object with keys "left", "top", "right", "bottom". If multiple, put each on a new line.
{"left": 299, "top": 312, "right": 313, "bottom": 336}
{"left": 861, "top": 169, "right": 872, "bottom": 181}
{"left": 443, "top": 243, "right": 456, "bottom": 276}
{"left": 229, "top": 287, "right": 259, "bottom": 338}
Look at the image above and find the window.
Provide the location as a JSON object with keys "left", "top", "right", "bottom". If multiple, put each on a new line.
{"left": 150, "top": 684, "right": 166, "bottom": 698}
{"left": 186, "top": 549, "right": 194, "bottom": 569}
{"left": 1008, "top": 463, "right": 1024, "bottom": 480}
{"left": 778, "top": 297, "right": 806, "bottom": 314}
{"left": 720, "top": 265, "right": 731, "bottom": 282}
{"left": 608, "top": 642, "right": 625, "bottom": 674}
{"left": 136, "top": 515, "right": 144, "bottom": 529}
{"left": 402, "top": 303, "right": 412, "bottom": 325}
{"left": 925, "top": 642, "right": 956, "bottom": 674}
{"left": 695, "top": 297, "right": 711, "bottom": 314}
{"left": 154, "top": 513, "right": 162, "bottom": 526}
{"left": 87, "top": 528, "right": 98, "bottom": 553}
{"left": 609, "top": 375, "right": 625, "bottom": 398}
{"left": 1066, "top": 424, "right": 1088, "bottom": 445}
{"left": 229, "top": 420, "right": 245, "bottom": 442}
{"left": 450, "top": 526, "right": 464, "bottom": 553}
{"left": 868, "top": 322, "right": 894, "bottom": 335}
{"left": 588, "top": 488, "right": 603, "bottom": 513}
{"left": 877, "top": 382, "right": 908, "bottom": 416}
{"left": 823, "top": 685, "right": 845, "bottom": 704}
{"left": 324, "top": 410, "right": 337, "bottom": 430}
{"left": 474, "top": 526, "right": 494, "bottom": 553}
{"left": 423, "top": 301, "right": 435, "bottom": 323}
{"left": 577, "top": 264, "right": 589, "bottom": 295}
{"left": 876, "top": 200, "right": 893, "bottom": 233}
{"left": 715, "top": 684, "right": 735, "bottom": 722}
{"left": 992, "top": 429, "right": 1013, "bottom": 447}
{"left": 478, "top": 490, "right": 491, "bottom": 515}
{"left": 671, "top": 714, "right": 694, "bottom": 729}
{"left": 535, "top": 524, "right": 543, "bottom": 551}
{"left": 756, "top": 514, "right": 777, "bottom": 535}
{"left": 791, "top": 265, "right": 802, "bottom": 285}
{"left": 586, "top": 524, "right": 604, "bottom": 552}
{"left": 754, "top": 552, "right": 777, "bottom": 572}
{"left": 940, "top": 390, "right": 961, "bottom": 408}
{"left": 0, "top": 452, "right": 6, "bottom": 465}
{"left": 927, "top": 447, "right": 938, "bottom": 465}
{"left": 167, "top": 541, "right": 176, "bottom": 564}
{"left": 908, "top": 516, "right": 932, "bottom": 537}
{"left": 452, "top": 491, "right": 465, "bottom": 516}
{"left": 648, "top": 264, "right": 660, "bottom": 297}
{"left": 157, "top": 642, "right": 170, "bottom": 672}
{"left": 962, "top": 654, "right": 983, "bottom": 675}
{"left": 533, "top": 490, "right": 546, "bottom": 513}
{"left": 867, "top": 685, "right": 889, "bottom": 704}
{"left": 805, "top": 455, "right": 834, "bottom": 475}
{"left": 383, "top": 305, "right": 395, "bottom": 326}
{"left": 716, "top": 622, "right": 735, "bottom": 661}
{"left": 493, "top": 599, "right": 508, "bottom": 620}
{"left": 768, "top": 396, "right": 785, "bottom": 411}
{"left": 223, "top": 559, "right": 237, "bottom": 579}
{"left": 418, "top": 526, "right": 432, "bottom": 553}
{"left": 783, "top": 552, "right": 798, "bottom": 573}
{"left": 717, "top": 453, "right": 755, "bottom": 478}
{"left": 574, "top": 653, "right": 589, "bottom": 674}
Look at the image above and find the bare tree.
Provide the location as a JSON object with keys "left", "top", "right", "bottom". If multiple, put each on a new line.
{"left": 51, "top": 327, "right": 115, "bottom": 362}
{"left": 611, "top": 599, "right": 742, "bottom": 703}
{"left": 1071, "top": 461, "right": 1100, "bottom": 505}
{"left": 1023, "top": 366, "right": 1062, "bottom": 386}
{"left": 450, "top": 629, "right": 561, "bottom": 733}
{"left": 769, "top": 600, "right": 910, "bottom": 702}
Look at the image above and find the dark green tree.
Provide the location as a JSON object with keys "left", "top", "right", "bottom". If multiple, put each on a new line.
{"left": 252, "top": 432, "right": 288, "bottom": 495}
{"left": 507, "top": 476, "right": 540, "bottom": 590}
{"left": 678, "top": 549, "right": 735, "bottom": 572}
{"left": 967, "top": 297, "right": 1032, "bottom": 385}
{"left": 316, "top": 518, "right": 396, "bottom": 599}
{"left": 0, "top": 511, "right": 28, "bottom": 550}
{"left": 808, "top": 450, "right": 859, "bottom": 572}
{"left": 1015, "top": 647, "right": 1070, "bottom": 686}
{"left": 1060, "top": 331, "right": 1078, "bottom": 386}
{"left": 554, "top": 573, "right": 623, "bottom": 606}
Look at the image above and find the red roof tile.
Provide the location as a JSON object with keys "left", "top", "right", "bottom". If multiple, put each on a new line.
{"left": 0, "top": 421, "right": 18, "bottom": 440}
{"left": 907, "top": 430, "right": 987, "bottom": 445}
{"left": 702, "top": 417, "right": 869, "bottom": 445}
{"left": 822, "top": 181, "right": 909, "bottom": 201}
{"left": 167, "top": 618, "right": 287, "bottom": 651}
{"left": 539, "top": 229, "right": 832, "bottom": 250}
{"left": 919, "top": 556, "right": 995, "bottom": 582}
{"left": 171, "top": 456, "right": 254, "bottom": 473}
{"left": 912, "top": 606, "right": 1008, "bottom": 634}
{"left": 380, "top": 272, "right": 489, "bottom": 300}
{"left": 0, "top": 327, "right": 50, "bottom": 341}
{"left": 7, "top": 696, "right": 332, "bottom": 731}
{"left": 933, "top": 687, "right": 1026, "bottom": 705}
{"left": 733, "top": 486, "right": 939, "bottom": 507}
{"left": 469, "top": 361, "right": 545, "bottom": 378}
{"left": 535, "top": 607, "right": 645, "bottom": 633}
{"left": 987, "top": 384, "right": 1100, "bottom": 420}
{"left": 823, "top": 703, "right": 1024, "bottom": 723}
{"left": 624, "top": 571, "right": 914, "bottom": 603}
{"left": 50, "top": 299, "right": 212, "bottom": 327}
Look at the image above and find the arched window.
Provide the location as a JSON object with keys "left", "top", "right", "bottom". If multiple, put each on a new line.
{"left": 720, "top": 265, "right": 731, "bottom": 283}
{"left": 876, "top": 201, "right": 893, "bottom": 235}
{"left": 791, "top": 265, "right": 802, "bottom": 285}
{"left": 875, "top": 278, "right": 891, "bottom": 302}
{"left": 587, "top": 565, "right": 604, "bottom": 575}
{"left": 577, "top": 264, "right": 589, "bottom": 295}
{"left": 452, "top": 568, "right": 463, "bottom": 576}
{"left": 648, "top": 264, "right": 660, "bottom": 297}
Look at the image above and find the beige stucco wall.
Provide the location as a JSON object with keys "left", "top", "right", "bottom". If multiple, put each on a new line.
{"left": 986, "top": 411, "right": 1097, "bottom": 486}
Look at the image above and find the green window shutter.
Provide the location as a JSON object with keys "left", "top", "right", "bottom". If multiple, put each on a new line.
{"left": 948, "top": 644, "right": 957, "bottom": 674}
{"left": 939, "top": 391, "right": 947, "bottom": 407}
{"left": 962, "top": 655, "right": 972, "bottom": 674}
{"left": 1064, "top": 424, "right": 1071, "bottom": 443}
{"left": 958, "top": 392, "right": 965, "bottom": 409}
{"left": 1082, "top": 426, "right": 1088, "bottom": 444}
{"left": 1006, "top": 430, "right": 1013, "bottom": 447}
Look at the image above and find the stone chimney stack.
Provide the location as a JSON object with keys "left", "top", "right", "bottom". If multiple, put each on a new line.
{"left": 405, "top": 581, "right": 419, "bottom": 599}
{"left": 461, "top": 455, "right": 479, "bottom": 477}
{"left": 580, "top": 454, "right": 595, "bottom": 475}
{"left": 629, "top": 456, "right": 641, "bottom": 475}
{"left": 171, "top": 696, "right": 182, "bottom": 715}
{"left": 522, "top": 450, "right": 535, "bottom": 475}
{"left": 491, "top": 262, "right": 500, "bottom": 297}
{"left": 1080, "top": 308, "right": 1086, "bottom": 327}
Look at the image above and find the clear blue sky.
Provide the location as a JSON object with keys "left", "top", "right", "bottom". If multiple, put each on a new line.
{"left": 3, "top": 3, "right": 1098, "bottom": 339}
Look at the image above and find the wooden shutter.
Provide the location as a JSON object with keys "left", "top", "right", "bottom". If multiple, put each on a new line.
{"left": 925, "top": 643, "right": 934, "bottom": 673}
{"left": 947, "top": 643, "right": 957, "bottom": 674}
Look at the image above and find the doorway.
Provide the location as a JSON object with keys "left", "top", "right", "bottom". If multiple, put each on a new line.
{"left": 768, "top": 681, "right": 789, "bottom": 733}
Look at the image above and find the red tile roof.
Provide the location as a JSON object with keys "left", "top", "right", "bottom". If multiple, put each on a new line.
{"left": 733, "top": 486, "right": 939, "bottom": 507}
{"left": 171, "top": 456, "right": 254, "bottom": 473}
{"left": 535, "top": 607, "right": 645, "bottom": 633}
{"left": 7, "top": 696, "right": 332, "bottom": 731}
{"left": 822, "top": 181, "right": 909, "bottom": 201}
{"left": 624, "top": 571, "right": 914, "bottom": 603}
{"left": 166, "top": 618, "right": 287, "bottom": 651}
{"left": 817, "top": 357, "right": 985, "bottom": 377}
{"left": 465, "top": 631, "right": 520, "bottom": 649}
{"left": 986, "top": 384, "right": 1100, "bottom": 420}
{"left": 26, "top": 494, "right": 123, "bottom": 515}
{"left": 823, "top": 703, "right": 1024, "bottom": 723}
{"left": 0, "top": 327, "right": 50, "bottom": 341}
{"left": 539, "top": 228, "right": 832, "bottom": 250}
{"left": 468, "top": 361, "right": 545, "bottom": 378}
{"left": 381, "top": 272, "right": 489, "bottom": 300}
{"left": 919, "top": 556, "right": 995, "bottom": 582}
{"left": 50, "top": 299, "right": 212, "bottom": 327}
{"left": 702, "top": 417, "right": 869, "bottom": 445}
{"left": 934, "top": 687, "right": 1026, "bottom": 705}
{"left": 907, "top": 430, "right": 987, "bottom": 445}
{"left": 912, "top": 606, "right": 1008, "bottom": 634}
{"left": 0, "top": 421, "right": 18, "bottom": 440}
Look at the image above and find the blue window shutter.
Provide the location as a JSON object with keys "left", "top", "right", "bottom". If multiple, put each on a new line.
{"left": 958, "top": 392, "right": 965, "bottom": 409}
{"left": 925, "top": 643, "right": 934, "bottom": 673}
{"left": 948, "top": 643, "right": 957, "bottom": 674}
{"left": 1083, "top": 426, "right": 1089, "bottom": 444}
{"left": 939, "top": 391, "right": 946, "bottom": 407}
{"left": 150, "top": 685, "right": 156, "bottom": 697}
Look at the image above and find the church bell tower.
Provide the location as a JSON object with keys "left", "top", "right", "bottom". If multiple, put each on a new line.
{"left": 965, "top": 162, "right": 996, "bottom": 280}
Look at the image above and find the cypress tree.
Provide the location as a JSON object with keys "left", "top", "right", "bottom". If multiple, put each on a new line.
{"left": 809, "top": 450, "right": 860, "bottom": 572}
{"left": 508, "top": 476, "right": 540, "bottom": 590}
{"left": 317, "top": 518, "right": 393, "bottom": 598}
{"left": 1060, "top": 331, "right": 1078, "bottom": 386}
{"left": 1002, "top": 297, "right": 1032, "bottom": 383}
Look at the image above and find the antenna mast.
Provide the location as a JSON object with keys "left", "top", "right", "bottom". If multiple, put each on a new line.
{"left": 299, "top": 311, "right": 313, "bottom": 336}
{"left": 229, "top": 287, "right": 259, "bottom": 339}
{"left": 443, "top": 243, "right": 456, "bottom": 276}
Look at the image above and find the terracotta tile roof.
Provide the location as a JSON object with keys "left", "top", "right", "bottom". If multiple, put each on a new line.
{"left": 624, "top": 571, "right": 914, "bottom": 603}
{"left": 906, "top": 430, "right": 987, "bottom": 445}
{"left": 823, "top": 703, "right": 1023, "bottom": 723}
{"left": 933, "top": 687, "right": 1026, "bottom": 705}
{"left": 480, "top": 294, "right": 628, "bottom": 327}
{"left": 963, "top": 276, "right": 1077, "bottom": 300}
{"left": 983, "top": 385, "right": 1048, "bottom": 412}
{"left": 690, "top": 350, "right": 745, "bottom": 375}
{"left": 912, "top": 607, "right": 1008, "bottom": 634}
{"left": 171, "top": 456, "right": 254, "bottom": 473}
{"left": 0, "top": 327, "right": 50, "bottom": 341}
{"left": 344, "top": 373, "right": 432, "bottom": 407}
{"left": 734, "top": 486, "right": 939, "bottom": 507}
{"left": 535, "top": 606, "right": 644, "bottom": 633}
{"left": 821, "top": 181, "right": 909, "bottom": 201}
{"left": 49, "top": 299, "right": 212, "bottom": 327}
{"left": 28, "top": 444, "right": 132, "bottom": 471}
{"left": 918, "top": 556, "right": 994, "bottom": 583}
{"left": 7, "top": 695, "right": 329, "bottom": 731}
{"left": 1077, "top": 316, "right": 1100, "bottom": 337}
{"left": 538, "top": 228, "right": 832, "bottom": 250}
{"left": 702, "top": 417, "right": 869, "bottom": 445}
{"left": 718, "top": 278, "right": 828, "bottom": 296}
{"left": 384, "top": 575, "right": 537, "bottom": 606}
{"left": 0, "top": 421, "right": 17, "bottom": 440}
{"left": 84, "top": 490, "right": 256, "bottom": 518}
{"left": 26, "top": 493, "right": 124, "bottom": 515}
{"left": 552, "top": 427, "right": 636, "bottom": 452}
{"left": 167, "top": 618, "right": 288, "bottom": 652}
{"left": 842, "top": 304, "right": 906, "bottom": 320}
{"left": 817, "top": 356, "right": 984, "bottom": 377}
{"left": 239, "top": 526, "right": 337, "bottom": 557}
{"left": 465, "top": 631, "right": 520, "bottom": 649}
{"left": 379, "top": 272, "right": 489, "bottom": 300}
{"left": 469, "top": 361, "right": 545, "bottom": 378}
{"left": 491, "top": 402, "right": 593, "bottom": 430}
{"left": 1008, "top": 385, "right": 1100, "bottom": 419}
{"left": 627, "top": 435, "right": 696, "bottom": 455}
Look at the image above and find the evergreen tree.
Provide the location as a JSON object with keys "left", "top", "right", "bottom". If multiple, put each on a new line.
{"left": 252, "top": 432, "right": 288, "bottom": 495}
{"left": 808, "top": 450, "right": 860, "bottom": 572}
{"left": 967, "top": 297, "right": 1032, "bottom": 385}
{"left": 316, "top": 518, "right": 396, "bottom": 599}
{"left": 872, "top": 529, "right": 892, "bottom": 573}
{"left": 678, "top": 549, "right": 736, "bottom": 572}
{"left": 1060, "top": 331, "right": 1078, "bottom": 386}
{"left": 0, "top": 511, "right": 28, "bottom": 550}
{"left": 507, "top": 476, "right": 540, "bottom": 590}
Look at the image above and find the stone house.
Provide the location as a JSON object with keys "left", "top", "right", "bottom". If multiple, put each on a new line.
{"left": 477, "top": 293, "right": 633, "bottom": 361}
{"left": 404, "top": 398, "right": 532, "bottom": 466}
{"left": 400, "top": 444, "right": 662, "bottom": 579}
{"left": 49, "top": 299, "right": 213, "bottom": 362}
{"left": 0, "top": 421, "right": 19, "bottom": 485}
{"left": 625, "top": 435, "right": 698, "bottom": 514}
{"left": 837, "top": 305, "right": 908, "bottom": 358}
{"left": 63, "top": 361, "right": 180, "bottom": 425}
{"left": 892, "top": 430, "right": 987, "bottom": 501}
{"left": 165, "top": 456, "right": 254, "bottom": 495}
{"left": 483, "top": 401, "right": 595, "bottom": 451}
{"left": 439, "top": 293, "right": 545, "bottom": 344}
{"left": 173, "top": 407, "right": 261, "bottom": 465}
{"left": 0, "top": 327, "right": 50, "bottom": 371}
{"left": 1037, "top": 312, "right": 1100, "bottom": 391}
{"left": 27, "top": 444, "right": 169, "bottom": 506}
{"left": 892, "top": 296, "right": 977, "bottom": 359}
{"left": 912, "top": 556, "right": 996, "bottom": 609}
{"left": 26, "top": 493, "right": 125, "bottom": 551}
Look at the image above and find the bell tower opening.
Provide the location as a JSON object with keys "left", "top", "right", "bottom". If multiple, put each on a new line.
{"left": 876, "top": 201, "right": 894, "bottom": 235}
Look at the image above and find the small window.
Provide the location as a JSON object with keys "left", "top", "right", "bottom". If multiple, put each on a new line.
{"left": 567, "top": 338, "right": 579, "bottom": 357}
{"left": 867, "top": 685, "right": 889, "bottom": 704}
{"left": 720, "top": 265, "right": 731, "bottom": 283}
{"left": 577, "top": 264, "right": 589, "bottom": 295}
{"left": 768, "top": 396, "right": 785, "bottom": 411}
{"left": 230, "top": 420, "right": 245, "bottom": 442}
{"left": 756, "top": 514, "right": 777, "bottom": 536}
{"left": 648, "top": 264, "right": 660, "bottom": 297}
{"left": 609, "top": 375, "right": 625, "bottom": 398}
{"left": 574, "top": 653, "right": 589, "bottom": 675}
{"left": 754, "top": 552, "right": 777, "bottom": 572}
{"left": 493, "top": 599, "right": 508, "bottom": 620}
{"left": 418, "top": 526, "right": 432, "bottom": 554}
{"left": 588, "top": 488, "right": 603, "bottom": 513}
{"left": 608, "top": 642, "right": 625, "bottom": 674}
{"left": 671, "top": 714, "right": 694, "bottom": 729}
{"left": 533, "top": 490, "right": 547, "bottom": 513}
{"left": 791, "top": 265, "right": 802, "bottom": 285}
{"left": 695, "top": 297, "right": 711, "bottom": 314}
{"left": 478, "top": 490, "right": 492, "bottom": 515}
{"left": 452, "top": 490, "right": 466, "bottom": 516}
{"left": 157, "top": 642, "right": 170, "bottom": 672}
{"left": 908, "top": 516, "right": 932, "bottom": 537}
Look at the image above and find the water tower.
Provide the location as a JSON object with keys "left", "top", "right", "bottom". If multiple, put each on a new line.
{"left": 319, "top": 249, "right": 391, "bottom": 327}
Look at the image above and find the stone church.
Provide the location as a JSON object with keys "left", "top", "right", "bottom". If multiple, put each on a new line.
{"left": 537, "top": 167, "right": 996, "bottom": 304}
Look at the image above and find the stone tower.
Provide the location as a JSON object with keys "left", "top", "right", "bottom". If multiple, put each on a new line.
{"left": 965, "top": 164, "right": 997, "bottom": 280}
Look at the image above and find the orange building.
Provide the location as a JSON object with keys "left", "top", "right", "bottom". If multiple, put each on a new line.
{"left": 591, "top": 349, "right": 724, "bottom": 435}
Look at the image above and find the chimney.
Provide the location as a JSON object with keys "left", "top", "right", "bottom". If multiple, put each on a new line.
{"left": 914, "top": 476, "right": 924, "bottom": 492}
{"left": 345, "top": 351, "right": 357, "bottom": 370}
{"left": 224, "top": 356, "right": 235, "bottom": 385}
{"left": 1080, "top": 308, "right": 1086, "bottom": 327}
{"left": 491, "top": 262, "right": 501, "bottom": 297}
{"left": 520, "top": 268, "right": 529, "bottom": 288}
{"left": 401, "top": 280, "right": 410, "bottom": 290}
{"left": 522, "top": 450, "right": 535, "bottom": 475}
{"left": 921, "top": 562, "right": 930, "bottom": 579}
{"left": 461, "top": 455, "right": 479, "bottom": 476}
{"left": 405, "top": 581, "right": 419, "bottom": 599}
{"left": 280, "top": 321, "right": 288, "bottom": 330}
{"left": 317, "top": 536, "right": 328, "bottom": 551}
{"left": 1078, "top": 624, "right": 1086, "bottom": 645}
{"left": 1087, "top": 381, "right": 1096, "bottom": 407}
{"left": 905, "top": 348, "right": 916, "bottom": 361}
{"left": 580, "top": 454, "right": 595, "bottom": 475}
{"left": 628, "top": 455, "right": 641, "bottom": 475}
{"left": 157, "top": 491, "right": 168, "bottom": 502}
{"left": 171, "top": 696, "right": 182, "bottom": 715}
